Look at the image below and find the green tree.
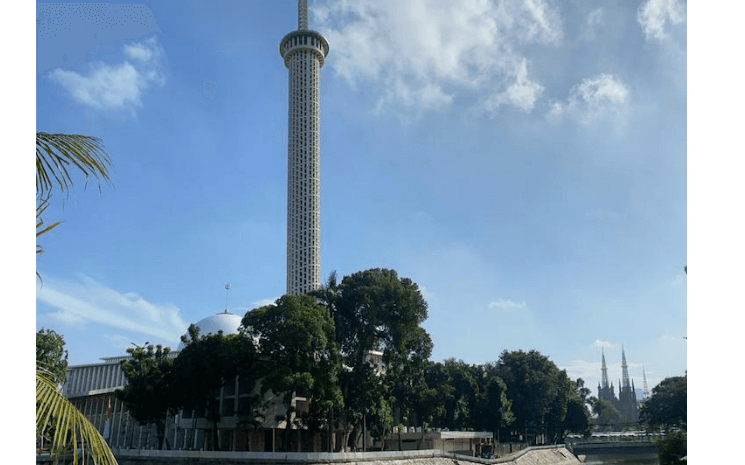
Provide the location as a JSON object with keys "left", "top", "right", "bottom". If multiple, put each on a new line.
{"left": 418, "top": 361, "right": 452, "bottom": 428}
{"left": 35, "top": 329, "right": 70, "bottom": 455}
{"left": 640, "top": 375, "right": 687, "bottom": 430}
{"left": 35, "top": 131, "right": 115, "bottom": 464}
{"left": 561, "top": 397, "right": 591, "bottom": 439}
{"left": 116, "top": 343, "right": 175, "bottom": 450}
{"left": 655, "top": 430, "right": 687, "bottom": 465}
{"left": 493, "top": 350, "right": 569, "bottom": 444}
{"left": 313, "top": 268, "right": 432, "bottom": 449}
{"left": 37, "top": 367, "right": 118, "bottom": 465}
{"left": 241, "top": 294, "right": 342, "bottom": 451}
{"left": 36, "top": 328, "right": 69, "bottom": 384}
{"left": 385, "top": 325, "right": 433, "bottom": 431}
{"left": 590, "top": 398, "right": 622, "bottom": 431}
{"left": 171, "top": 327, "right": 258, "bottom": 451}
{"left": 543, "top": 369, "right": 573, "bottom": 442}
{"left": 559, "top": 378, "right": 592, "bottom": 439}
{"left": 427, "top": 359, "right": 479, "bottom": 430}
{"left": 474, "top": 363, "right": 514, "bottom": 436}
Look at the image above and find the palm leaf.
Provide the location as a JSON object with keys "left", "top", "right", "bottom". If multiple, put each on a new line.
{"left": 37, "top": 366, "right": 118, "bottom": 465}
{"left": 36, "top": 132, "right": 112, "bottom": 199}
{"left": 36, "top": 197, "right": 61, "bottom": 254}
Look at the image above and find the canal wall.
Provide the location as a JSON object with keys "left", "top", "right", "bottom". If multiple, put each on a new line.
{"left": 100, "top": 445, "right": 580, "bottom": 465}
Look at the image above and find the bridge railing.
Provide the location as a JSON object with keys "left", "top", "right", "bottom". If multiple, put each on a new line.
{"left": 565, "top": 433, "right": 660, "bottom": 444}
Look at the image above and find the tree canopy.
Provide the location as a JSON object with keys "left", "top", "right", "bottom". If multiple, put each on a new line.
{"left": 36, "top": 328, "right": 69, "bottom": 384}
{"left": 35, "top": 131, "right": 116, "bottom": 464}
{"left": 172, "top": 327, "right": 259, "bottom": 450}
{"left": 492, "top": 349, "right": 584, "bottom": 443}
{"left": 241, "top": 294, "right": 342, "bottom": 450}
{"left": 311, "top": 268, "right": 432, "bottom": 449}
{"left": 640, "top": 374, "right": 687, "bottom": 430}
{"left": 116, "top": 343, "right": 176, "bottom": 450}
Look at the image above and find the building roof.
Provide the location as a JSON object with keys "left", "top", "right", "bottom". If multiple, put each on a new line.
{"left": 178, "top": 310, "right": 243, "bottom": 349}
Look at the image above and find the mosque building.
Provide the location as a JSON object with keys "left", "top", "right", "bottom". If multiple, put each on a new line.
{"left": 60, "top": 2, "right": 332, "bottom": 451}
{"left": 62, "top": 310, "right": 328, "bottom": 451}
{"left": 66, "top": 312, "right": 244, "bottom": 450}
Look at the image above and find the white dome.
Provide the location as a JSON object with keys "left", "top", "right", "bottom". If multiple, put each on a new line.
{"left": 178, "top": 310, "right": 243, "bottom": 349}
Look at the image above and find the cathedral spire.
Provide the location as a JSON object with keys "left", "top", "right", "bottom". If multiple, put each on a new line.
{"left": 621, "top": 345, "right": 631, "bottom": 389}
{"left": 601, "top": 348, "right": 610, "bottom": 389}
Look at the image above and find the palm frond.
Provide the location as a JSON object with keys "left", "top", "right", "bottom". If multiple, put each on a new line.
{"left": 36, "top": 197, "right": 61, "bottom": 253}
{"left": 37, "top": 367, "right": 118, "bottom": 465}
{"left": 36, "top": 132, "right": 112, "bottom": 199}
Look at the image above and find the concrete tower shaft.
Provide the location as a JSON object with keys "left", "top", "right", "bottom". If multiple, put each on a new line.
{"left": 280, "top": 1, "right": 329, "bottom": 295}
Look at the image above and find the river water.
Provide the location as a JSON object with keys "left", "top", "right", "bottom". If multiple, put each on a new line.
{"left": 582, "top": 454, "right": 659, "bottom": 464}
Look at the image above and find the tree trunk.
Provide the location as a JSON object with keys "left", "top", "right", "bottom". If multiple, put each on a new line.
{"left": 212, "top": 419, "right": 220, "bottom": 450}
{"left": 156, "top": 421, "right": 165, "bottom": 450}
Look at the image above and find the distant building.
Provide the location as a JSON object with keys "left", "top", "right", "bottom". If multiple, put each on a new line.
{"left": 597, "top": 347, "right": 639, "bottom": 427}
{"left": 63, "top": 310, "right": 322, "bottom": 451}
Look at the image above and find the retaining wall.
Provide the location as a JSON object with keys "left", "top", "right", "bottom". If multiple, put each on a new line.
{"left": 101, "top": 445, "right": 580, "bottom": 465}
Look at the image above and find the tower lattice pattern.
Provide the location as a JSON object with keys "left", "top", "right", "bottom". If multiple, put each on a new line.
{"left": 280, "top": 1, "right": 329, "bottom": 295}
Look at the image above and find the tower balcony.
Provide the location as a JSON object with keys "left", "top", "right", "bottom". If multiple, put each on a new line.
{"left": 280, "top": 30, "right": 330, "bottom": 68}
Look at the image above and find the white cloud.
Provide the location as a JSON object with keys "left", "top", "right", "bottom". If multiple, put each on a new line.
{"left": 123, "top": 36, "right": 162, "bottom": 62}
{"left": 49, "top": 37, "right": 165, "bottom": 112}
{"left": 580, "top": 8, "right": 604, "bottom": 41}
{"left": 482, "top": 59, "right": 544, "bottom": 114}
{"left": 488, "top": 298, "right": 527, "bottom": 310}
{"left": 562, "top": 358, "right": 600, "bottom": 384}
{"left": 547, "top": 73, "right": 629, "bottom": 127}
{"left": 50, "top": 63, "right": 143, "bottom": 110}
{"left": 46, "top": 309, "right": 87, "bottom": 327}
{"left": 637, "top": 0, "right": 686, "bottom": 41}
{"left": 313, "top": 0, "right": 561, "bottom": 116}
{"left": 592, "top": 339, "right": 614, "bottom": 349}
{"left": 36, "top": 275, "right": 187, "bottom": 345}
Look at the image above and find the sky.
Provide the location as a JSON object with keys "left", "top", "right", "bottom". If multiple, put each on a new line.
{"left": 29, "top": 0, "right": 691, "bottom": 398}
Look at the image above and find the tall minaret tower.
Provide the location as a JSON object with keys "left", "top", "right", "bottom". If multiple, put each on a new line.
{"left": 280, "top": 0, "right": 329, "bottom": 295}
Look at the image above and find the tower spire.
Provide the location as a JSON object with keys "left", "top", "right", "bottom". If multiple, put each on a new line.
{"left": 298, "top": 0, "right": 308, "bottom": 30}
{"left": 601, "top": 348, "right": 610, "bottom": 389}
{"left": 642, "top": 366, "right": 650, "bottom": 400}
{"left": 621, "top": 345, "right": 630, "bottom": 389}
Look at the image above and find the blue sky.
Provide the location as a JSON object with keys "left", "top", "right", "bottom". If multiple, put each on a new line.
{"left": 31, "top": 0, "right": 690, "bottom": 397}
